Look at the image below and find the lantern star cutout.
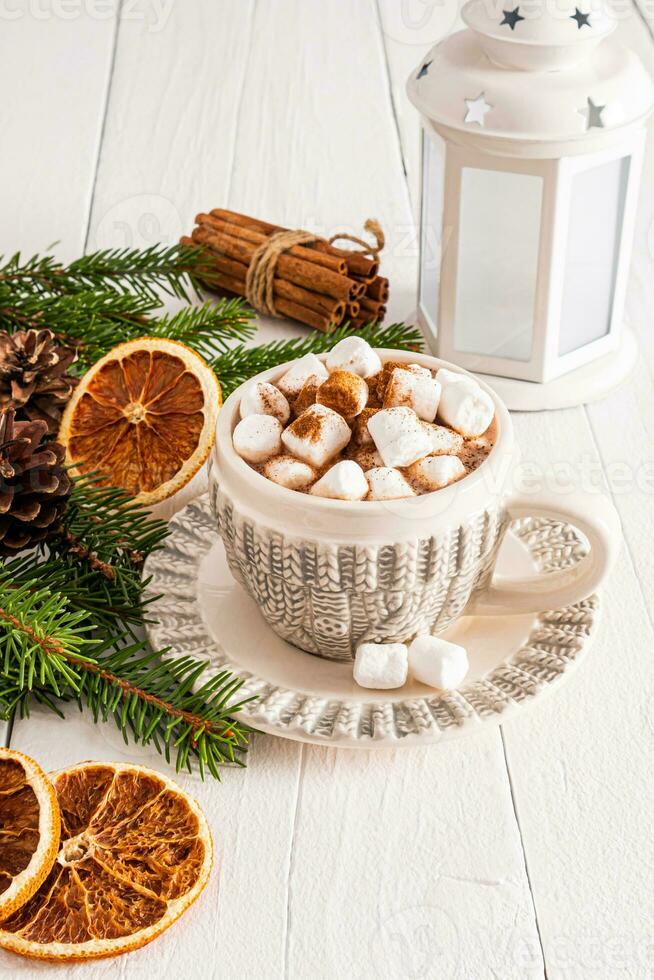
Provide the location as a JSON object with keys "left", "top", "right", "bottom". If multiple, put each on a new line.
{"left": 578, "top": 97, "right": 606, "bottom": 130}
{"left": 464, "top": 92, "right": 493, "bottom": 126}
{"left": 500, "top": 6, "right": 525, "bottom": 29}
{"left": 570, "top": 7, "right": 591, "bottom": 28}
{"left": 417, "top": 60, "right": 432, "bottom": 79}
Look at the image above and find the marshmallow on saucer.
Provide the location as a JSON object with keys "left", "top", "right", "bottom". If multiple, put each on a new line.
{"left": 240, "top": 381, "right": 290, "bottom": 424}
{"left": 366, "top": 467, "right": 416, "bottom": 500}
{"left": 233, "top": 414, "right": 283, "bottom": 464}
{"left": 438, "top": 376, "right": 494, "bottom": 438}
{"left": 326, "top": 336, "right": 382, "bottom": 378}
{"left": 317, "top": 370, "right": 368, "bottom": 419}
{"left": 383, "top": 367, "right": 441, "bottom": 422}
{"left": 263, "top": 455, "right": 316, "bottom": 491}
{"left": 368, "top": 407, "right": 432, "bottom": 468}
{"left": 408, "top": 635, "right": 469, "bottom": 689}
{"left": 276, "top": 353, "right": 328, "bottom": 399}
{"left": 353, "top": 642, "right": 408, "bottom": 689}
{"left": 310, "top": 460, "right": 368, "bottom": 501}
{"left": 282, "top": 403, "right": 351, "bottom": 468}
{"left": 406, "top": 455, "right": 466, "bottom": 491}
{"left": 422, "top": 422, "right": 464, "bottom": 456}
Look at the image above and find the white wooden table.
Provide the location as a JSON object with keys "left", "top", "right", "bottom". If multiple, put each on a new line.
{"left": 2, "top": 3, "right": 654, "bottom": 977}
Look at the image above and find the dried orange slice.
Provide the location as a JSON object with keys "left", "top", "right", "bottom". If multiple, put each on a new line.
{"left": 0, "top": 748, "right": 60, "bottom": 923}
{"left": 0, "top": 761, "right": 212, "bottom": 960}
{"left": 59, "top": 338, "right": 221, "bottom": 505}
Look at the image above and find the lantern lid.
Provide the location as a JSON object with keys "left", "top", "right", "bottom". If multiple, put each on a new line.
{"left": 462, "top": 0, "right": 615, "bottom": 70}
{"left": 406, "top": 1, "right": 654, "bottom": 153}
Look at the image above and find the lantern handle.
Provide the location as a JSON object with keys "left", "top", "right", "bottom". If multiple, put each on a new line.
{"left": 466, "top": 491, "right": 621, "bottom": 617}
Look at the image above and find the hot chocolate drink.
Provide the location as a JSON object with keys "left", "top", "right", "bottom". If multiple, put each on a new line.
{"left": 231, "top": 337, "right": 496, "bottom": 501}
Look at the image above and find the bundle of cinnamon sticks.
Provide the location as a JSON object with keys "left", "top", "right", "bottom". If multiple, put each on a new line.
{"left": 182, "top": 209, "right": 389, "bottom": 333}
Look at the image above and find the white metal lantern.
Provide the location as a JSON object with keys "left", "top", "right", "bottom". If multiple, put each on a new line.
{"left": 407, "top": 0, "right": 654, "bottom": 409}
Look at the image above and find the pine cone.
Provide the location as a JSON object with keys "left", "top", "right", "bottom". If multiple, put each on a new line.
{"left": 0, "top": 410, "right": 72, "bottom": 555}
{"left": 0, "top": 329, "right": 78, "bottom": 435}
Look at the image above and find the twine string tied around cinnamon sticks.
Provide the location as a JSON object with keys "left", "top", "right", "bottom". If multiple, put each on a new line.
{"left": 245, "top": 219, "right": 384, "bottom": 318}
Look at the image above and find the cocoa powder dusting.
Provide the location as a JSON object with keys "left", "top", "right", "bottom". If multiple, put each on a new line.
{"left": 292, "top": 380, "right": 318, "bottom": 417}
{"left": 287, "top": 409, "right": 324, "bottom": 444}
{"left": 316, "top": 370, "right": 367, "bottom": 418}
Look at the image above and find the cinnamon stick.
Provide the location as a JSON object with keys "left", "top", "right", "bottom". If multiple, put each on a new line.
{"left": 359, "top": 296, "right": 386, "bottom": 318}
{"left": 365, "top": 277, "right": 389, "bottom": 303}
{"left": 194, "top": 248, "right": 345, "bottom": 323}
{"left": 210, "top": 208, "right": 379, "bottom": 279}
{"left": 182, "top": 237, "right": 344, "bottom": 332}
{"left": 192, "top": 225, "right": 360, "bottom": 303}
{"left": 312, "top": 241, "right": 379, "bottom": 279}
{"left": 196, "top": 212, "right": 347, "bottom": 275}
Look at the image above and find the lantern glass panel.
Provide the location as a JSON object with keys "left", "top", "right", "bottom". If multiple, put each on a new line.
{"left": 419, "top": 129, "right": 446, "bottom": 332}
{"left": 558, "top": 155, "right": 631, "bottom": 356}
{"left": 453, "top": 167, "right": 542, "bottom": 362}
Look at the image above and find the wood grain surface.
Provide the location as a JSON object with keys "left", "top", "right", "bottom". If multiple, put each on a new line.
{"left": 1, "top": 2, "right": 652, "bottom": 977}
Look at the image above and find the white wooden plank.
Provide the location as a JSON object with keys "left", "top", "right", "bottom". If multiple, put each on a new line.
{"left": 222, "top": 0, "right": 416, "bottom": 328}
{"left": 0, "top": 2, "right": 119, "bottom": 261}
{"left": 288, "top": 742, "right": 545, "bottom": 980}
{"left": 0, "top": 5, "right": 118, "bottom": 749}
{"left": 503, "top": 406, "right": 654, "bottom": 980}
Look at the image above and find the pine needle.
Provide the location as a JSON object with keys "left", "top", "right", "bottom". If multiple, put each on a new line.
{"left": 213, "top": 320, "right": 424, "bottom": 396}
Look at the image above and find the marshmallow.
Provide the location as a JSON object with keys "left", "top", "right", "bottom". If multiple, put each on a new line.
{"left": 406, "top": 455, "right": 466, "bottom": 491}
{"left": 376, "top": 360, "right": 432, "bottom": 400}
{"left": 276, "top": 353, "right": 328, "bottom": 398}
{"left": 292, "top": 379, "right": 319, "bottom": 416}
{"left": 232, "top": 414, "right": 283, "bottom": 464}
{"left": 383, "top": 367, "right": 441, "bottom": 422}
{"left": 438, "top": 377, "right": 495, "bottom": 438}
{"left": 282, "top": 403, "right": 351, "bottom": 468}
{"left": 407, "top": 363, "right": 433, "bottom": 378}
{"left": 349, "top": 447, "right": 384, "bottom": 470}
{"left": 368, "top": 407, "right": 432, "bottom": 468}
{"left": 263, "top": 455, "right": 316, "bottom": 491}
{"left": 408, "top": 635, "right": 469, "bottom": 690}
{"left": 365, "top": 467, "right": 416, "bottom": 500}
{"left": 353, "top": 642, "right": 408, "bottom": 690}
{"left": 316, "top": 370, "right": 368, "bottom": 419}
{"left": 326, "top": 336, "right": 382, "bottom": 379}
{"left": 422, "top": 422, "right": 464, "bottom": 456}
{"left": 352, "top": 407, "right": 379, "bottom": 446}
{"left": 310, "top": 460, "right": 368, "bottom": 501}
{"left": 240, "top": 381, "right": 290, "bottom": 424}
{"left": 435, "top": 367, "right": 467, "bottom": 387}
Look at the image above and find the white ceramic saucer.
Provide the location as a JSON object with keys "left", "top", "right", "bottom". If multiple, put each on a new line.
{"left": 143, "top": 496, "right": 600, "bottom": 747}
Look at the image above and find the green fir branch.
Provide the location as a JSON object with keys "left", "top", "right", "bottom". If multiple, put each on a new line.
{"left": 0, "top": 576, "right": 253, "bottom": 777}
{"left": 137, "top": 298, "right": 256, "bottom": 361}
{"left": 0, "top": 246, "right": 254, "bottom": 372}
{"left": 0, "top": 244, "right": 210, "bottom": 302}
{"left": 212, "top": 320, "right": 424, "bottom": 397}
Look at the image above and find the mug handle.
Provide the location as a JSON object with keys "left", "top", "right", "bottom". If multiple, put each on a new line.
{"left": 467, "top": 491, "right": 621, "bottom": 617}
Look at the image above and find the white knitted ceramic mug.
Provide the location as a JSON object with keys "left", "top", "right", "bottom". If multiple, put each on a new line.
{"left": 209, "top": 350, "right": 620, "bottom": 661}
